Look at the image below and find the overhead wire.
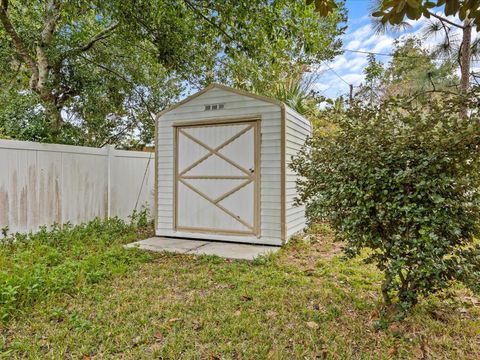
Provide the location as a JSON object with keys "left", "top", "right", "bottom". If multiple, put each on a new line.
{"left": 320, "top": 60, "right": 351, "bottom": 86}
{"left": 341, "top": 48, "right": 480, "bottom": 62}
{"left": 316, "top": 46, "right": 480, "bottom": 95}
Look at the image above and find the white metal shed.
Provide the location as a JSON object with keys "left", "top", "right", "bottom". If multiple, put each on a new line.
{"left": 155, "top": 84, "right": 311, "bottom": 246}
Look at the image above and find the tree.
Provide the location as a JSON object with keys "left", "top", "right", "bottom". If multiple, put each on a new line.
{"left": 291, "top": 89, "right": 480, "bottom": 313}
{"left": 266, "top": 75, "right": 327, "bottom": 118}
{"left": 357, "top": 53, "right": 385, "bottom": 103}
{"left": 386, "top": 38, "right": 459, "bottom": 93}
{"left": 355, "top": 37, "right": 459, "bottom": 103}
{"left": 0, "top": 0, "right": 204, "bottom": 144}
{"left": 0, "top": 0, "right": 346, "bottom": 147}
{"left": 205, "top": 0, "right": 346, "bottom": 96}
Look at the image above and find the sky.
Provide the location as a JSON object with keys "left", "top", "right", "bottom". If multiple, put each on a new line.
{"left": 311, "top": 0, "right": 479, "bottom": 98}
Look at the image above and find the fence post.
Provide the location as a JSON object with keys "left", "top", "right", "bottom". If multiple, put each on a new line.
{"left": 106, "top": 145, "right": 115, "bottom": 218}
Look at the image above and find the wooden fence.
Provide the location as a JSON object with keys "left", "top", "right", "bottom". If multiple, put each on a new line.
{"left": 0, "top": 139, "right": 154, "bottom": 234}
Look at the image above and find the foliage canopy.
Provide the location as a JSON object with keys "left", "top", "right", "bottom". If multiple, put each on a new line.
{"left": 356, "top": 38, "right": 459, "bottom": 103}
{"left": 0, "top": 0, "right": 345, "bottom": 147}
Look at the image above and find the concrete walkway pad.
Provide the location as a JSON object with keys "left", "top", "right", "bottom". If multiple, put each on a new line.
{"left": 125, "top": 237, "right": 280, "bottom": 260}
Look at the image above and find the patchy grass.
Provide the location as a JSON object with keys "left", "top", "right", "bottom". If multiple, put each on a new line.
{"left": 1, "top": 224, "right": 479, "bottom": 359}
{"left": 0, "top": 217, "right": 154, "bottom": 322}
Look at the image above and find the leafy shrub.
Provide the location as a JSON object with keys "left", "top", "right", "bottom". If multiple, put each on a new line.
{"left": 291, "top": 91, "right": 480, "bottom": 313}
{"left": 0, "top": 217, "right": 152, "bottom": 321}
{"left": 129, "top": 206, "right": 152, "bottom": 227}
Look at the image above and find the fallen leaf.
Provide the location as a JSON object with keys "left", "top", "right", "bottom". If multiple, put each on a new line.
{"left": 153, "top": 332, "right": 163, "bottom": 342}
{"left": 234, "top": 310, "right": 241, "bottom": 316}
{"left": 413, "top": 347, "right": 423, "bottom": 358}
{"left": 266, "top": 310, "right": 278, "bottom": 318}
{"left": 168, "top": 318, "right": 181, "bottom": 323}
{"left": 240, "top": 295, "right": 252, "bottom": 301}
{"left": 320, "top": 349, "right": 328, "bottom": 359}
{"left": 192, "top": 320, "right": 203, "bottom": 330}
{"left": 151, "top": 343, "right": 162, "bottom": 351}
{"left": 387, "top": 346, "right": 397, "bottom": 356}
{"left": 304, "top": 268, "right": 317, "bottom": 276}
{"left": 389, "top": 324, "right": 400, "bottom": 333}
{"left": 306, "top": 321, "right": 319, "bottom": 330}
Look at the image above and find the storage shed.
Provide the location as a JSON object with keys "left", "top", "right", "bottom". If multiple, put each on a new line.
{"left": 155, "top": 84, "right": 311, "bottom": 246}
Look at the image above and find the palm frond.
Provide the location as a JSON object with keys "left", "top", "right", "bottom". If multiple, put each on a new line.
{"left": 371, "top": 15, "right": 411, "bottom": 35}
{"left": 423, "top": 20, "right": 448, "bottom": 39}
{"left": 432, "top": 34, "right": 461, "bottom": 60}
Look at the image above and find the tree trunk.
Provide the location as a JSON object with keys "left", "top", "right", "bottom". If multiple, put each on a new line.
{"left": 43, "top": 101, "right": 63, "bottom": 137}
{"left": 459, "top": 17, "right": 472, "bottom": 93}
{"left": 382, "top": 273, "right": 392, "bottom": 307}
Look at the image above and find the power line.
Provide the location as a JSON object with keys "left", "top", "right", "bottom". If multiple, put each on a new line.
{"left": 321, "top": 60, "right": 351, "bottom": 86}
{"left": 343, "top": 48, "right": 431, "bottom": 59}
{"left": 317, "top": 48, "right": 480, "bottom": 90}
{"left": 342, "top": 48, "right": 480, "bottom": 62}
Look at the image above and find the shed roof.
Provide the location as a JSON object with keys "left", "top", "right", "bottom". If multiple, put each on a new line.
{"left": 156, "top": 83, "right": 287, "bottom": 118}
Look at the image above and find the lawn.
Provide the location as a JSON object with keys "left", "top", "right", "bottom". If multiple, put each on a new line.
{"left": 1, "top": 221, "right": 479, "bottom": 359}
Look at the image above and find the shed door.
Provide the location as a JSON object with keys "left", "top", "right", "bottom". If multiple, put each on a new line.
{"left": 175, "top": 120, "right": 259, "bottom": 236}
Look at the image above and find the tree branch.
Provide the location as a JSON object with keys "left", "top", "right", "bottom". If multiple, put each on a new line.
{"left": 35, "top": 0, "right": 62, "bottom": 102}
{"left": 69, "top": 23, "right": 119, "bottom": 54}
{"left": 427, "top": 11, "right": 464, "bottom": 29}
{"left": 437, "top": 18, "right": 452, "bottom": 48}
{"left": 0, "top": 0, "right": 38, "bottom": 78}
{"left": 183, "top": 0, "right": 236, "bottom": 44}
{"left": 41, "top": 0, "right": 60, "bottom": 45}
{"left": 78, "top": 54, "right": 156, "bottom": 120}
{"left": 427, "top": 72, "right": 436, "bottom": 92}
{"left": 406, "top": 88, "right": 458, "bottom": 103}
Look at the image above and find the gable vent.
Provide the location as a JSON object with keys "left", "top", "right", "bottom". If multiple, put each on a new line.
{"left": 204, "top": 103, "right": 224, "bottom": 111}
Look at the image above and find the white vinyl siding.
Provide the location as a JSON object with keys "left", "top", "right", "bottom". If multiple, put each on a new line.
{"left": 156, "top": 87, "right": 282, "bottom": 245}
{"left": 285, "top": 107, "right": 311, "bottom": 238}
{"left": 156, "top": 85, "right": 311, "bottom": 245}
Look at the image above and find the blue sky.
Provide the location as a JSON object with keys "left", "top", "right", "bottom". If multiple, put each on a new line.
{"left": 311, "top": 0, "right": 417, "bottom": 98}
{"left": 311, "top": 1, "right": 479, "bottom": 98}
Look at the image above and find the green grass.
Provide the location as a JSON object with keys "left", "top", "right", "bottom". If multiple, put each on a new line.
{"left": 1, "top": 222, "right": 479, "bottom": 359}
{"left": 0, "top": 217, "right": 153, "bottom": 322}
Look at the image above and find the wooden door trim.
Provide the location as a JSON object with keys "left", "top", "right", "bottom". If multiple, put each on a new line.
{"left": 174, "top": 119, "right": 260, "bottom": 237}
{"left": 178, "top": 125, "right": 253, "bottom": 176}
{"left": 178, "top": 178, "right": 254, "bottom": 231}
{"left": 172, "top": 115, "right": 261, "bottom": 128}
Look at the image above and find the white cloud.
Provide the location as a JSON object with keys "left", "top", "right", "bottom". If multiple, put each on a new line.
{"left": 347, "top": 56, "right": 368, "bottom": 72}
{"left": 372, "top": 38, "right": 394, "bottom": 53}
{"left": 311, "top": 83, "right": 330, "bottom": 92}
{"left": 345, "top": 24, "right": 372, "bottom": 42}
{"left": 345, "top": 39, "right": 362, "bottom": 50}
{"left": 342, "top": 73, "right": 365, "bottom": 84}
{"left": 330, "top": 56, "right": 348, "bottom": 70}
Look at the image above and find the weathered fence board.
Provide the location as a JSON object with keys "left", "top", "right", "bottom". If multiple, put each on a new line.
{"left": 0, "top": 140, "right": 154, "bottom": 234}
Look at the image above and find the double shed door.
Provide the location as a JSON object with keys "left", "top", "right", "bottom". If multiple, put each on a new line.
{"left": 174, "top": 119, "right": 260, "bottom": 237}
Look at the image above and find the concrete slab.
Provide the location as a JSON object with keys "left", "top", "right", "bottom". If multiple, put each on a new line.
{"left": 187, "top": 241, "right": 279, "bottom": 260}
{"left": 125, "top": 237, "right": 280, "bottom": 260}
{"left": 125, "top": 237, "right": 209, "bottom": 254}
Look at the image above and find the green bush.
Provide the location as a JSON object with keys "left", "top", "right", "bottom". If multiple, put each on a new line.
{"left": 291, "top": 91, "right": 480, "bottom": 313}
{"left": 0, "top": 217, "right": 152, "bottom": 321}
